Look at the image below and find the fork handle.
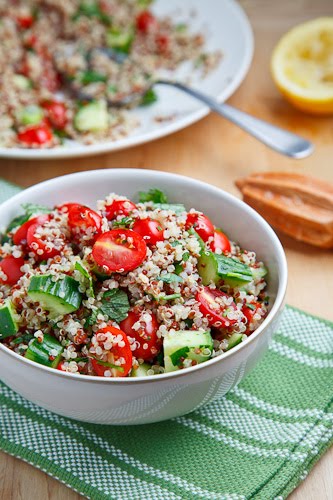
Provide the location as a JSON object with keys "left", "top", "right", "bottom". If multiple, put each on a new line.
{"left": 156, "top": 80, "right": 313, "bottom": 159}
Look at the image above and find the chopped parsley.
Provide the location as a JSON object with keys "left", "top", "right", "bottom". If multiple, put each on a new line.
{"left": 159, "top": 273, "right": 183, "bottom": 284}
{"left": 100, "top": 289, "right": 130, "bottom": 323}
{"left": 139, "top": 188, "right": 168, "bottom": 204}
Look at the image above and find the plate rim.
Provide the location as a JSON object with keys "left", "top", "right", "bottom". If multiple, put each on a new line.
{"left": 0, "top": 0, "right": 254, "bottom": 160}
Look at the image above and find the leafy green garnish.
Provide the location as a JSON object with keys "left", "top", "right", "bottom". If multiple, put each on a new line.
{"left": 112, "top": 216, "right": 133, "bottom": 228}
{"left": 84, "top": 309, "right": 98, "bottom": 328}
{"left": 171, "top": 240, "right": 182, "bottom": 247}
{"left": 141, "top": 88, "right": 158, "bottom": 106}
{"left": 80, "top": 70, "right": 107, "bottom": 85}
{"left": 170, "top": 347, "right": 190, "bottom": 367}
{"left": 214, "top": 253, "right": 253, "bottom": 284}
{"left": 159, "top": 273, "right": 183, "bottom": 284}
{"left": 6, "top": 203, "right": 51, "bottom": 234}
{"left": 92, "top": 357, "right": 124, "bottom": 372}
{"left": 73, "top": 2, "right": 111, "bottom": 24}
{"left": 75, "top": 357, "right": 89, "bottom": 363}
{"left": 139, "top": 188, "right": 168, "bottom": 204}
{"left": 12, "top": 333, "right": 34, "bottom": 345}
{"left": 182, "top": 252, "right": 190, "bottom": 262}
{"left": 245, "top": 303, "right": 256, "bottom": 311}
{"left": 156, "top": 293, "right": 181, "bottom": 302}
{"left": 174, "top": 262, "right": 183, "bottom": 275}
{"left": 75, "top": 261, "right": 95, "bottom": 297}
{"left": 100, "top": 289, "right": 130, "bottom": 323}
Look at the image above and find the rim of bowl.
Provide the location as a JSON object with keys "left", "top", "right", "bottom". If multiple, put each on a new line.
{"left": 0, "top": 169, "right": 288, "bottom": 384}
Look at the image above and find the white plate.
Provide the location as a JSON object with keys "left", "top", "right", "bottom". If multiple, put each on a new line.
{"left": 0, "top": 0, "right": 253, "bottom": 159}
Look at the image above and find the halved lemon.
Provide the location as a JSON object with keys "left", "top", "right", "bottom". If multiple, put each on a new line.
{"left": 271, "top": 17, "right": 333, "bottom": 114}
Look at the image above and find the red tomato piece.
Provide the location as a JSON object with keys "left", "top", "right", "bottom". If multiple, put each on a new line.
{"left": 0, "top": 256, "right": 25, "bottom": 285}
{"left": 105, "top": 199, "right": 137, "bottom": 220}
{"left": 67, "top": 204, "right": 103, "bottom": 244}
{"left": 17, "top": 123, "right": 53, "bottom": 146}
{"left": 136, "top": 10, "right": 158, "bottom": 33}
{"left": 56, "top": 203, "right": 81, "bottom": 214}
{"left": 120, "top": 310, "right": 161, "bottom": 360}
{"left": 57, "top": 360, "right": 66, "bottom": 371}
{"left": 41, "top": 101, "right": 68, "bottom": 130}
{"left": 210, "top": 229, "right": 231, "bottom": 253}
{"left": 13, "top": 214, "right": 50, "bottom": 246}
{"left": 185, "top": 212, "right": 214, "bottom": 242}
{"left": 92, "top": 229, "right": 147, "bottom": 273}
{"left": 242, "top": 302, "right": 262, "bottom": 334}
{"left": 91, "top": 326, "right": 132, "bottom": 377}
{"left": 196, "top": 286, "right": 237, "bottom": 329}
{"left": 132, "top": 218, "right": 164, "bottom": 246}
{"left": 155, "top": 34, "right": 170, "bottom": 54}
{"left": 17, "top": 15, "right": 34, "bottom": 29}
{"left": 27, "top": 221, "right": 62, "bottom": 260}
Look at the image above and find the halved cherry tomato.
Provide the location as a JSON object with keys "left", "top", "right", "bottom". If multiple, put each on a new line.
{"left": 0, "top": 256, "right": 25, "bottom": 285}
{"left": 57, "top": 203, "right": 81, "bottom": 214}
{"left": 91, "top": 326, "right": 132, "bottom": 377}
{"left": 185, "top": 212, "right": 214, "bottom": 242}
{"left": 13, "top": 214, "right": 50, "bottom": 246}
{"left": 196, "top": 286, "right": 237, "bottom": 329}
{"left": 17, "top": 15, "right": 34, "bottom": 29}
{"left": 92, "top": 229, "right": 147, "bottom": 273}
{"left": 132, "top": 218, "right": 164, "bottom": 246}
{"left": 136, "top": 11, "right": 158, "bottom": 33}
{"left": 242, "top": 302, "right": 262, "bottom": 334}
{"left": 105, "top": 199, "right": 137, "bottom": 220}
{"left": 155, "top": 34, "right": 170, "bottom": 54}
{"left": 41, "top": 101, "right": 68, "bottom": 130}
{"left": 57, "top": 360, "right": 66, "bottom": 371}
{"left": 210, "top": 229, "right": 231, "bottom": 253}
{"left": 67, "top": 204, "right": 102, "bottom": 244}
{"left": 17, "top": 123, "right": 53, "bottom": 146}
{"left": 120, "top": 310, "right": 161, "bottom": 360}
{"left": 27, "top": 221, "right": 62, "bottom": 260}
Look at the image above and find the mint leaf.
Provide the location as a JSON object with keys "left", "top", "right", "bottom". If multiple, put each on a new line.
{"left": 112, "top": 216, "right": 133, "bottom": 228}
{"left": 139, "top": 188, "right": 168, "bottom": 204}
{"left": 170, "top": 347, "right": 190, "bottom": 367}
{"left": 159, "top": 273, "right": 183, "bottom": 284}
{"left": 85, "top": 309, "right": 98, "bottom": 327}
{"left": 100, "top": 289, "right": 130, "bottom": 323}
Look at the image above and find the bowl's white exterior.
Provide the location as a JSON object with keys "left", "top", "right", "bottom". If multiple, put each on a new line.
{"left": 0, "top": 170, "right": 287, "bottom": 425}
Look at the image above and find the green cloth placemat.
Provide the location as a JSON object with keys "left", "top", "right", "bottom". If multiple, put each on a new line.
{"left": 0, "top": 179, "right": 332, "bottom": 500}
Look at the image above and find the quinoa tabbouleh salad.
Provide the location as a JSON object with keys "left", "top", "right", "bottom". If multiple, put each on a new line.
{"left": 0, "top": 189, "right": 269, "bottom": 378}
{"left": 0, "top": 0, "right": 221, "bottom": 149}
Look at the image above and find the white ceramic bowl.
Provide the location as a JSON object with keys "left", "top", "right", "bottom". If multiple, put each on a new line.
{"left": 0, "top": 169, "right": 287, "bottom": 425}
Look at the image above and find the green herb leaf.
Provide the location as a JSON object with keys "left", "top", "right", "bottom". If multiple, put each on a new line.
{"left": 159, "top": 273, "right": 183, "bottom": 284}
{"left": 92, "top": 357, "right": 124, "bottom": 372}
{"left": 182, "top": 252, "right": 190, "bottom": 262}
{"left": 85, "top": 309, "right": 98, "bottom": 327}
{"left": 100, "top": 289, "right": 130, "bottom": 323}
{"left": 156, "top": 293, "right": 181, "bottom": 302}
{"left": 80, "top": 70, "right": 107, "bottom": 85}
{"left": 21, "top": 203, "right": 51, "bottom": 217}
{"left": 174, "top": 262, "right": 183, "bottom": 275}
{"left": 170, "top": 346, "right": 190, "bottom": 366}
{"left": 140, "top": 88, "right": 158, "bottom": 106}
{"left": 171, "top": 240, "right": 182, "bottom": 247}
{"left": 139, "top": 188, "right": 168, "bottom": 204}
{"left": 215, "top": 253, "right": 253, "bottom": 283}
{"left": 12, "top": 333, "right": 34, "bottom": 345}
{"left": 245, "top": 303, "right": 256, "bottom": 311}
{"left": 112, "top": 216, "right": 133, "bottom": 228}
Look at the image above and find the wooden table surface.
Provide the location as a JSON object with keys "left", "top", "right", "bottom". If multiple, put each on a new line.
{"left": 1, "top": 1, "right": 333, "bottom": 498}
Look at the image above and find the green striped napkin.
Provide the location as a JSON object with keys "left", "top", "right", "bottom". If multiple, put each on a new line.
{"left": 0, "top": 179, "right": 332, "bottom": 500}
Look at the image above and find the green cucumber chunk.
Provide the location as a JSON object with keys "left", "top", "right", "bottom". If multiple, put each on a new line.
{"left": 198, "top": 251, "right": 253, "bottom": 287}
{"left": 107, "top": 27, "right": 134, "bottom": 53}
{"left": 75, "top": 261, "right": 95, "bottom": 297}
{"left": 164, "top": 330, "right": 213, "bottom": 372}
{"left": 25, "top": 333, "right": 64, "bottom": 368}
{"left": 74, "top": 100, "right": 109, "bottom": 132}
{"left": 152, "top": 203, "right": 186, "bottom": 215}
{"left": 28, "top": 275, "right": 82, "bottom": 319}
{"left": 226, "top": 333, "right": 245, "bottom": 351}
{"left": 0, "top": 299, "right": 19, "bottom": 339}
{"left": 18, "top": 105, "right": 44, "bottom": 126}
{"left": 131, "top": 362, "right": 152, "bottom": 377}
{"left": 251, "top": 265, "right": 268, "bottom": 281}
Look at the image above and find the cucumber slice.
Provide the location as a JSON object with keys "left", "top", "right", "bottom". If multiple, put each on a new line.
{"left": 251, "top": 265, "right": 268, "bottom": 281}
{"left": 75, "top": 261, "right": 95, "bottom": 297}
{"left": 28, "top": 275, "right": 82, "bottom": 319}
{"left": 131, "top": 362, "right": 152, "bottom": 377}
{"left": 152, "top": 203, "right": 186, "bottom": 215}
{"left": 0, "top": 299, "right": 19, "bottom": 339}
{"left": 198, "top": 251, "right": 253, "bottom": 287}
{"left": 226, "top": 333, "right": 245, "bottom": 351}
{"left": 13, "top": 74, "right": 31, "bottom": 90}
{"left": 107, "top": 27, "right": 134, "bottom": 53}
{"left": 18, "top": 105, "right": 44, "bottom": 126}
{"left": 164, "top": 330, "right": 213, "bottom": 372}
{"left": 74, "top": 100, "right": 109, "bottom": 132}
{"left": 25, "top": 333, "right": 64, "bottom": 368}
